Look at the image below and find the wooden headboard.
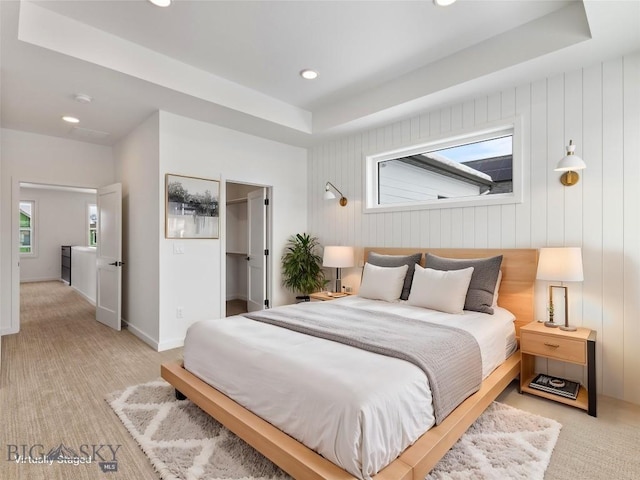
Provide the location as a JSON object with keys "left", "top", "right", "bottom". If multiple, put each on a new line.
{"left": 363, "top": 247, "right": 538, "bottom": 337}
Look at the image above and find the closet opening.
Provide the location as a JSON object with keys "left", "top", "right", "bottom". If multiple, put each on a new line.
{"left": 225, "top": 181, "right": 271, "bottom": 317}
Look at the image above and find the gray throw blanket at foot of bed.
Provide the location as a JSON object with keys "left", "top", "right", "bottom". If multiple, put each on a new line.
{"left": 245, "top": 302, "right": 482, "bottom": 424}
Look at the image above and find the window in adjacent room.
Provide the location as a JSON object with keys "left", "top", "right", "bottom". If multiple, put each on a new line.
{"left": 364, "top": 119, "right": 522, "bottom": 212}
{"left": 88, "top": 203, "right": 98, "bottom": 246}
{"left": 19, "top": 200, "right": 35, "bottom": 255}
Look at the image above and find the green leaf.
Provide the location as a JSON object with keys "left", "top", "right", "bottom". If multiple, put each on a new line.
{"left": 281, "top": 233, "right": 325, "bottom": 296}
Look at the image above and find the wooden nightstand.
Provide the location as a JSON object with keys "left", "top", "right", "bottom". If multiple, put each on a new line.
{"left": 309, "top": 292, "right": 351, "bottom": 301}
{"left": 520, "top": 322, "right": 597, "bottom": 417}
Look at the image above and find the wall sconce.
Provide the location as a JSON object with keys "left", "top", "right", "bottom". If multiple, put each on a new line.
{"left": 536, "top": 247, "right": 584, "bottom": 331}
{"left": 555, "top": 140, "right": 586, "bottom": 186}
{"left": 324, "top": 181, "right": 348, "bottom": 206}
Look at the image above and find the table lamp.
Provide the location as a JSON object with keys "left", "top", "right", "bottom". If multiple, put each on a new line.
{"left": 536, "top": 247, "right": 584, "bottom": 331}
{"left": 323, "top": 246, "right": 354, "bottom": 293}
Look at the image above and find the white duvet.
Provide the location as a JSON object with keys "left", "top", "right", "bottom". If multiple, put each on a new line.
{"left": 183, "top": 296, "right": 516, "bottom": 479}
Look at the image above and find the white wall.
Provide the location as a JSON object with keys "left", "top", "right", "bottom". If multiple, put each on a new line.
{"left": 158, "top": 111, "right": 307, "bottom": 350}
{"left": 114, "top": 113, "right": 161, "bottom": 348}
{"left": 19, "top": 187, "right": 96, "bottom": 283}
{"left": 1, "top": 129, "right": 114, "bottom": 335}
{"left": 114, "top": 111, "right": 307, "bottom": 351}
{"left": 308, "top": 53, "right": 640, "bottom": 405}
{"left": 70, "top": 246, "right": 97, "bottom": 304}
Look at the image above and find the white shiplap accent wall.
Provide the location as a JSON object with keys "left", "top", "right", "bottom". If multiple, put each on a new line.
{"left": 308, "top": 53, "right": 640, "bottom": 405}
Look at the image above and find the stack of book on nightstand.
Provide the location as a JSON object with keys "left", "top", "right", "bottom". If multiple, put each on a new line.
{"left": 529, "top": 374, "right": 580, "bottom": 400}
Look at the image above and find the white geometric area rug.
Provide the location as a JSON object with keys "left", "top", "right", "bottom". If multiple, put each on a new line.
{"left": 107, "top": 380, "right": 561, "bottom": 480}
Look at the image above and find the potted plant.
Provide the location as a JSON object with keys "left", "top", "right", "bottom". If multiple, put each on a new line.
{"left": 281, "top": 233, "right": 326, "bottom": 302}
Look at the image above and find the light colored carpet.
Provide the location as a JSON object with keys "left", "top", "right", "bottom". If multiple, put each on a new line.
{"left": 497, "top": 385, "right": 640, "bottom": 480}
{"left": 0, "top": 281, "right": 180, "bottom": 480}
{"left": 107, "top": 380, "right": 561, "bottom": 480}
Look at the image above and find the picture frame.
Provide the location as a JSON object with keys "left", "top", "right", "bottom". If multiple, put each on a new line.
{"left": 165, "top": 174, "right": 220, "bottom": 239}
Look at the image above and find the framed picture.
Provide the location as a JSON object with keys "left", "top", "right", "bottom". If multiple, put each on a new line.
{"left": 165, "top": 174, "right": 220, "bottom": 239}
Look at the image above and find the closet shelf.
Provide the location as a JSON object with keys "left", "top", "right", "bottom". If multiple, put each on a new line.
{"left": 226, "top": 251, "right": 248, "bottom": 256}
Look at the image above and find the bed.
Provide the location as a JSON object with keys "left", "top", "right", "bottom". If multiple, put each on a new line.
{"left": 161, "top": 248, "right": 538, "bottom": 480}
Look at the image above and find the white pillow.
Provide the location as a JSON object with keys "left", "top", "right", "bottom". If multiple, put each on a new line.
{"left": 407, "top": 265, "right": 475, "bottom": 314}
{"left": 358, "top": 263, "right": 409, "bottom": 302}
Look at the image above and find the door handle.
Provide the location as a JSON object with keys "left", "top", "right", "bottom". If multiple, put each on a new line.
{"left": 108, "top": 261, "right": 125, "bottom": 267}
{"left": 246, "top": 256, "right": 250, "bottom": 261}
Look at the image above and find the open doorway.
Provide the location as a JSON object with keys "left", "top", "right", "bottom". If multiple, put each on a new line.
{"left": 19, "top": 182, "right": 97, "bottom": 290}
{"left": 16, "top": 182, "right": 98, "bottom": 322}
{"left": 225, "top": 181, "right": 271, "bottom": 316}
{"left": 9, "top": 180, "right": 123, "bottom": 335}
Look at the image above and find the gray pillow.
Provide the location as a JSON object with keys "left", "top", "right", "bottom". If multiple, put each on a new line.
{"left": 425, "top": 253, "right": 503, "bottom": 314}
{"left": 367, "top": 252, "right": 422, "bottom": 300}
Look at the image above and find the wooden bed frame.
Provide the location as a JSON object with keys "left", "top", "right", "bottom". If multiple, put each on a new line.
{"left": 161, "top": 247, "right": 538, "bottom": 480}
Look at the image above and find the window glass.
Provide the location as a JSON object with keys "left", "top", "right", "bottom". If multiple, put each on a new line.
{"left": 365, "top": 121, "right": 520, "bottom": 212}
{"left": 378, "top": 135, "right": 513, "bottom": 204}
{"left": 19, "top": 201, "right": 34, "bottom": 254}
{"left": 88, "top": 204, "right": 97, "bottom": 246}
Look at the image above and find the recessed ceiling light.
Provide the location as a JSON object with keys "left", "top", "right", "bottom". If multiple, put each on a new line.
{"left": 62, "top": 116, "right": 80, "bottom": 124}
{"left": 74, "top": 93, "right": 92, "bottom": 104}
{"left": 433, "top": 0, "right": 457, "bottom": 5}
{"left": 148, "top": 0, "right": 171, "bottom": 7}
{"left": 300, "top": 69, "right": 319, "bottom": 80}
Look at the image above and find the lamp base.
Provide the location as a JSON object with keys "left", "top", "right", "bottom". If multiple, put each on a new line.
{"left": 544, "top": 321, "right": 559, "bottom": 328}
{"left": 560, "top": 325, "right": 577, "bottom": 332}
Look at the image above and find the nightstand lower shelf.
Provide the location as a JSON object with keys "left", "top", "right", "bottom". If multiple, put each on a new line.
{"left": 521, "top": 374, "right": 589, "bottom": 411}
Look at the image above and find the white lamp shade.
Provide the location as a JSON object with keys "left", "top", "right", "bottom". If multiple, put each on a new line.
{"left": 323, "top": 246, "right": 355, "bottom": 268}
{"left": 536, "top": 247, "right": 584, "bottom": 282}
{"left": 324, "top": 189, "right": 336, "bottom": 200}
{"left": 555, "top": 142, "right": 586, "bottom": 172}
{"left": 555, "top": 154, "right": 586, "bottom": 172}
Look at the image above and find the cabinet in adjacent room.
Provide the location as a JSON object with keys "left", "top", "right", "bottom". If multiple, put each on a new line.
{"left": 61, "top": 245, "right": 72, "bottom": 285}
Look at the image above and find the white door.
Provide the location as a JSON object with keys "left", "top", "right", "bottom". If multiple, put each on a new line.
{"left": 96, "top": 183, "right": 122, "bottom": 330}
{"left": 246, "top": 188, "right": 267, "bottom": 312}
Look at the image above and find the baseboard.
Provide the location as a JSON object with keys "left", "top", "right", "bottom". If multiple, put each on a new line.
{"left": 158, "top": 337, "right": 185, "bottom": 352}
{"left": 20, "top": 277, "right": 62, "bottom": 283}
{"left": 70, "top": 286, "right": 96, "bottom": 306}
{"left": 122, "top": 319, "right": 160, "bottom": 351}
{"left": 1, "top": 326, "right": 19, "bottom": 336}
{"left": 121, "top": 320, "right": 183, "bottom": 352}
{"left": 226, "top": 294, "right": 248, "bottom": 302}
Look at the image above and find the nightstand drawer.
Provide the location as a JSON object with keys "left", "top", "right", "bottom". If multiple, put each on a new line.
{"left": 521, "top": 332, "right": 586, "bottom": 364}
